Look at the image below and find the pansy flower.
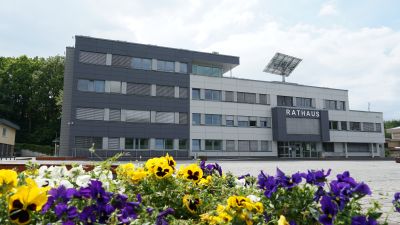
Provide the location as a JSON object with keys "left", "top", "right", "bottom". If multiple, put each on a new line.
{"left": 257, "top": 171, "right": 278, "bottom": 198}
{"left": 393, "top": 192, "right": 400, "bottom": 213}
{"left": 319, "top": 196, "right": 338, "bottom": 225}
{"left": 180, "top": 164, "right": 203, "bottom": 183}
{"left": 276, "top": 168, "right": 302, "bottom": 189}
{"left": 8, "top": 178, "right": 48, "bottom": 225}
{"left": 302, "top": 169, "right": 331, "bottom": 187}
{"left": 156, "top": 208, "right": 175, "bottom": 225}
{"left": 153, "top": 160, "right": 173, "bottom": 179}
{"left": 351, "top": 215, "right": 378, "bottom": 225}
{"left": 0, "top": 169, "right": 18, "bottom": 195}
{"left": 164, "top": 153, "right": 176, "bottom": 171}
{"left": 183, "top": 195, "right": 201, "bottom": 214}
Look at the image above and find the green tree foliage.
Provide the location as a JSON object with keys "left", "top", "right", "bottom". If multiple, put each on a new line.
{"left": 0, "top": 55, "right": 64, "bottom": 145}
{"left": 384, "top": 120, "right": 400, "bottom": 138}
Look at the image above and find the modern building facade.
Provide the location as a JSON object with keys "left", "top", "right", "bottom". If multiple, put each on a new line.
{"left": 60, "top": 36, "right": 385, "bottom": 159}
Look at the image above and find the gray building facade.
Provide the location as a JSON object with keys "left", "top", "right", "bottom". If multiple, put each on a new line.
{"left": 60, "top": 36, "right": 385, "bottom": 159}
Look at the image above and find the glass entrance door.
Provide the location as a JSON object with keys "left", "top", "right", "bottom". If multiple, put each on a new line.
{"left": 278, "top": 142, "right": 318, "bottom": 158}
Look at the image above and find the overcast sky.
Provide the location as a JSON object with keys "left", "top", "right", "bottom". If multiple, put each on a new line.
{"left": 0, "top": 0, "right": 399, "bottom": 120}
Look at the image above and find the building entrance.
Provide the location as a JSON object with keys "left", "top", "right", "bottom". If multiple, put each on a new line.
{"left": 278, "top": 142, "right": 318, "bottom": 158}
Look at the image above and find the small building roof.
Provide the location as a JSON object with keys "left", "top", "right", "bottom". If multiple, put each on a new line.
{"left": 0, "top": 118, "right": 20, "bottom": 130}
{"left": 387, "top": 126, "right": 400, "bottom": 133}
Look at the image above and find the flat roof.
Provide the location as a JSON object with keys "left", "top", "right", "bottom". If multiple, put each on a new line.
{"left": 0, "top": 118, "right": 20, "bottom": 130}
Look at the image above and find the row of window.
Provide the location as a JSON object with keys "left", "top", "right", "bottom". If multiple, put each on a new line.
{"left": 192, "top": 113, "right": 272, "bottom": 128}
{"left": 329, "top": 121, "right": 382, "bottom": 132}
{"left": 75, "top": 136, "right": 188, "bottom": 150}
{"left": 192, "top": 139, "right": 272, "bottom": 152}
{"left": 192, "top": 64, "right": 222, "bottom": 77}
{"left": 323, "top": 142, "right": 378, "bottom": 153}
{"left": 77, "top": 79, "right": 188, "bottom": 98}
{"left": 192, "top": 88, "right": 271, "bottom": 105}
{"left": 76, "top": 108, "right": 188, "bottom": 124}
{"left": 79, "top": 51, "right": 188, "bottom": 73}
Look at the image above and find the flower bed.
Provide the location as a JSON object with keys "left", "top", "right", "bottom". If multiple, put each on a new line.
{"left": 0, "top": 154, "right": 399, "bottom": 225}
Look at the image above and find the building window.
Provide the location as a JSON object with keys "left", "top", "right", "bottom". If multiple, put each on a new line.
{"left": 156, "top": 85, "right": 175, "bottom": 98}
{"left": 362, "top": 122, "right": 375, "bottom": 132}
{"left": 127, "top": 83, "right": 151, "bottom": 96}
{"left": 77, "top": 79, "right": 105, "bottom": 93}
{"left": 180, "top": 63, "right": 188, "bottom": 73}
{"left": 192, "top": 139, "right": 201, "bottom": 151}
{"left": 76, "top": 108, "right": 104, "bottom": 120}
{"left": 179, "top": 139, "right": 188, "bottom": 150}
{"left": 109, "top": 81, "right": 121, "bottom": 93}
{"left": 350, "top": 122, "right": 361, "bottom": 131}
{"left": 226, "top": 140, "right": 235, "bottom": 151}
{"left": 131, "top": 57, "right": 152, "bottom": 70}
{"left": 125, "top": 110, "right": 151, "bottom": 123}
{"left": 249, "top": 117, "right": 257, "bottom": 127}
{"left": 238, "top": 140, "right": 250, "bottom": 152}
{"left": 323, "top": 142, "right": 334, "bottom": 152}
{"left": 238, "top": 116, "right": 249, "bottom": 127}
{"left": 112, "top": 55, "right": 130, "bottom": 68}
{"left": 205, "top": 140, "right": 222, "bottom": 150}
{"left": 250, "top": 141, "right": 258, "bottom": 151}
{"left": 296, "top": 97, "right": 312, "bottom": 108}
{"left": 75, "top": 136, "right": 102, "bottom": 149}
{"left": 2, "top": 128, "right": 7, "bottom": 137}
{"left": 237, "top": 92, "right": 256, "bottom": 104}
{"left": 192, "top": 64, "right": 222, "bottom": 77}
{"left": 226, "top": 115, "right": 234, "bottom": 126}
{"left": 347, "top": 143, "right": 369, "bottom": 152}
{"left": 157, "top": 60, "right": 175, "bottom": 72}
{"left": 179, "top": 87, "right": 188, "bottom": 98}
{"left": 324, "top": 100, "right": 337, "bottom": 110}
{"left": 329, "top": 121, "right": 338, "bottom": 130}
{"left": 225, "top": 91, "right": 234, "bottom": 102}
{"left": 375, "top": 123, "right": 382, "bottom": 133}
{"left": 155, "top": 139, "right": 164, "bottom": 149}
{"left": 192, "top": 88, "right": 200, "bottom": 100}
{"left": 179, "top": 113, "right": 188, "bottom": 124}
{"left": 340, "top": 121, "right": 348, "bottom": 131}
{"left": 260, "top": 117, "right": 271, "bottom": 128}
{"left": 259, "top": 94, "right": 270, "bottom": 105}
{"left": 205, "top": 89, "right": 221, "bottom": 101}
{"left": 135, "top": 138, "right": 149, "bottom": 149}
{"left": 108, "top": 138, "right": 120, "bottom": 150}
{"left": 79, "top": 51, "right": 106, "bottom": 65}
{"left": 337, "top": 101, "right": 346, "bottom": 110}
{"left": 192, "top": 113, "right": 201, "bottom": 125}
{"left": 205, "top": 114, "right": 222, "bottom": 126}
{"left": 277, "top": 96, "right": 293, "bottom": 107}
{"left": 155, "top": 139, "right": 173, "bottom": 150}
{"left": 125, "top": 138, "right": 134, "bottom": 149}
{"left": 109, "top": 109, "right": 121, "bottom": 121}
{"left": 261, "top": 141, "right": 270, "bottom": 152}
{"left": 155, "top": 112, "right": 175, "bottom": 124}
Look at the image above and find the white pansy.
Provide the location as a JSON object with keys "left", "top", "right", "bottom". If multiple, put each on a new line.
{"left": 247, "top": 194, "right": 261, "bottom": 202}
{"left": 50, "top": 166, "right": 68, "bottom": 179}
{"left": 76, "top": 175, "right": 91, "bottom": 187}
{"left": 235, "top": 178, "right": 246, "bottom": 187}
{"left": 38, "top": 166, "right": 49, "bottom": 177}
{"left": 67, "top": 165, "right": 85, "bottom": 178}
{"left": 35, "top": 177, "right": 51, "bottom": 187}
{"left": 59, "top": 179, "right": 74, "bottom": 189}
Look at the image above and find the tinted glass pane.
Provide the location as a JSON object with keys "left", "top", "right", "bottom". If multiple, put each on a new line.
{"left": 192, "top": 113, "right": 201, "bottom": 125}
{"left": 192, "top": 89, "right": 200, "bottom": 99}
{"left": 192, "top": 139, "right": 200, "bottom": 151}
{"left": 78, "top": 79, "right": 89, "bottom": 91}
{"left": 155, "top": 139, "right": 164, "bottom": 149}
{"left": 94, "top": 80, "right": 105, "bottom": 92}
{"left": 142, "top": 59, "right": 152, "bottom": 70}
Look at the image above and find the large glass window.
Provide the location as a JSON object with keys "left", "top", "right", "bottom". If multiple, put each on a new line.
{"left": 261, "top": 141, "right": 270, "bottom": 152}
{"left": 192, "top": 139, "right": 201, "bottom": 151}
{"left": 237, "top": 92, "right": 256, "bottom": 104}
{"left": 192, "top": 88, "right": 200, "bottom": 100}
{"left": 226, "top": 140, "right": 235, "bottom": 151}
{"left": 76, "top": 108, "right": 104, "bottom": 120}
{"left": 350, "top": 122, "right": 361, "bottom": 131}
{"left": 205, "top": 89, "right": 221, "bottom": 101}
{"left": 277, "top": 96, "right": 293, "bottom": 107}
{"left": 324, "top": 100, "right": 337, "bottom": 110}
{"left": 109, "top": 81, "right": 121, "bottom": 93}
{"left": 226, "top": 115, "right": 234, "bottom": 126}
{"left": 259, "top": 94, "right": 270, "bottom": 105}
{"left": 323, "top": 142, "right": 334, "bottom": 152}
{"left": 179, "top": 113, "right": 188, "bottom": 124}
{"left": 238, "top": 116, "right": 249, "bottom": 127}
{"left": 260, "top": 117, "right": 271, "bottom": 128}
{"left": 180, "top": 63, "right": 188, "bottom": 73}
{"left": 205, "top": 114, "right": 222, "bottom": 126}
{"left": 192, "top": 64, "right": 222, "bottom": 77}
{"left": 362, "top": 122, "right": 375, "bottom": 132}
{"left": 131, "top": 57, "right": 152, "bottom": 70}
{"left": 127, "top": 83, "right": 151, "bottom": 96}
{"left": 157, "top": 60, "right": 175, "bottom": 72}
{"left": 125, "top": 138, "right": 134, "bottom": 149}
{"left": 329, "top": 121, "right": 338, "bottom": 130}
{"left": 136, "top": 138, "right": 149, "bottom": 149}
{"left": 156, "top": 85, "right": 175, "bottom": 97}
{"left": 249, "top": 117, "right": 257, "bottom": 127}
{"left": 155, "top": 139, "right": 173, "bottom": 150}
{"left": 126, "top": 110, "right": 151, "bottom": 123}
{"left": 337, "top": 101, "right": 346, "bottom": 110}
{"left": 224, "top": 91, "right": 234, "bottom": 102}
{"left": 155, "top": 112, "right": 175, "bottom": 123}
{"left": 375, "top": 123, "right": 382, "bottom": 132}
{"left": 77, "top": 79, "right": 105, "bottom": 93}
{"left": 192, "top": 113, "right": 201, "bottom": 125}
{"left": 155, "top": 139, "right": 164, "bottom": 149}
{"left": 79, "top": 51, "right": 106, "bottom": 65}
{"left": 340, "top": 121, "right": 348, "bottom": 130}
{"left": 296, "top": 97, "right": 312, "bottom": 108}
{"left": 205, "top": 140, "right": 222, "bottom": 150}
{"left": 179, "top": 139, "right": 188, "bottom": 150}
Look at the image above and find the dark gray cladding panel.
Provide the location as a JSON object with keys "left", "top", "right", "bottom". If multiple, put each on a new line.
{"left": 272, "top": 107, "right": 330, "bottom": 142}
{"left": 71, "top": 121, "right": 189, "bottom": 139}
{"left": 74, "top": 63, "right": 189, "bottom": 87}
{"left": 72, "top": 93, "right": 189, "bottom": 112}
{"left": 75, "top": 36, "right": 239, "bottom": 65}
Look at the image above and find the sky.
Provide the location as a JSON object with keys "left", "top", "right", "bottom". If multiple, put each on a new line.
{"left": 0, "top": 0, "right": 399, "bottom": 120}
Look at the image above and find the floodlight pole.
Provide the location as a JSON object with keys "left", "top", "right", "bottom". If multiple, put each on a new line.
{"left": 282, "top": 75, "right": 285, "bottom": 82}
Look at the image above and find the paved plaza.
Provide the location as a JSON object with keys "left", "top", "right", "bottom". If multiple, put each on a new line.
{"left": 193, "top": 160, "right": 400, "bottom": 224}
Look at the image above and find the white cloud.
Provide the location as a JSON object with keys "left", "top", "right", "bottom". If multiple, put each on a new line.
{"left": 319, "top": 2, "right": 338, "bottom": 16}
{"left": 0, "top": 0, "right": 398, "bottom": 119}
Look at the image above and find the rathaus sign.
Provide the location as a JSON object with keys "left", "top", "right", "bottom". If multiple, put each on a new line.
{"left": 285, "top": 109, "right": 320, "bottom": 118}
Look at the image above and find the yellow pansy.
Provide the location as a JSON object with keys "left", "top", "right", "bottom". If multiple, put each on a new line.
{"left": 183, "top": 194, "right": 201, "bottom": 214}
{"left": 128, "top": 167, "right": 148, "bottom": 183}
{"left": 0, "top": 169, "right": 18, "bottom": 195}
{"left": 278, "top": 215, "right": 290, "bottom": 225}
{"left": 179, "top": 164, "right": 203, "bottom": 183}
{"left": 163, "top": 153, "right": 176, "bottom": 170}
{"left": 198, "top": 175, "right": 212, "bottom": 186}
{"left": 8, "top": 178, "right": 48, "bottom": 225}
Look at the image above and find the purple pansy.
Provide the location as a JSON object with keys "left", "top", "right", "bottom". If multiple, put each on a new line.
{"left": 302, "top": 169, "right": 331, "bottom": 187}
{"left": 319, "top": 196, "right": 339, "bottom": 225}
{"left": 351, "top": 215, "right": 378, "bottom": 225}
{"left": 156, "top": 208, "right": 175, "bottom": 225}
{"left": 258, "top": 171, "right": 278, "bottom": 198}
{"left": 393, "top": 192, "right": 400, "bottom": 213}
{"left": 200, "top": 161, "right": 223, "bottom": 176}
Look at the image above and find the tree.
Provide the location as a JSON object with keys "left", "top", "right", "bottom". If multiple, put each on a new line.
{"left": 384, "top": 120, "right": 400, "bottom": 138}
{"left": 0, "top": 55, "right": 64, "bottom": 145}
